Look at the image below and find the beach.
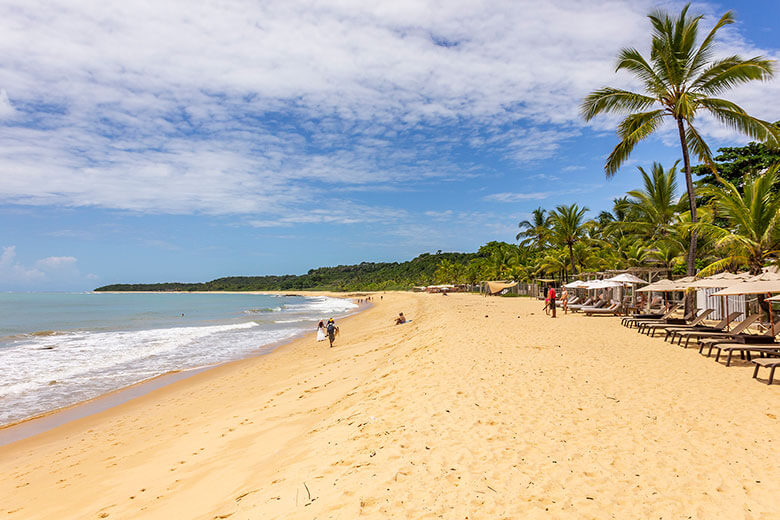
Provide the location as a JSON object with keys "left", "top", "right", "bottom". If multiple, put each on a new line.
{"left": 1, "top": 291, "right": 779, "bottom": 519}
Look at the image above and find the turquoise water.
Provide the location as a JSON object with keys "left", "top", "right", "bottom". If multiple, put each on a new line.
{"left": 0, "top": 292, "right": 357, "bottom": 425}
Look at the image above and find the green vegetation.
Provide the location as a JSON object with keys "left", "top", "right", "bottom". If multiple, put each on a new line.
{"left": 95, "top": 253, "right": 479, "bottom": 292}
{"left": 582, "top": 3, "right": 779, "bottom": 275}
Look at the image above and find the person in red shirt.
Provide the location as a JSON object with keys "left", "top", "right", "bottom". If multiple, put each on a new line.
{"left": 548, "top": 285, "right": 557, "bottom": 318}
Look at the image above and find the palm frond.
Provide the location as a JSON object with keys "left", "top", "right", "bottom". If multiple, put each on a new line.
{"left": 581, "top": 88, "right": 656, "bottom": 121}
{"left": 605, "top": 111, "right": 665, "bottom": 175}
{"left": 699, "top": 101, "right": 780, "bottom": 146}
{"left": 684, "top": 123, "right": 714, "bottom": 167}
{"left": 686, "top": 11, "right": 735, "bottom": 82}
{"left": 692, "top": 56, "right": 775, "bottom": 95}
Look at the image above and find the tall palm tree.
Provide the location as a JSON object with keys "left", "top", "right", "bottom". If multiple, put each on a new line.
{"left": 549, "top": 203, "right": 589, "bottom": 275}
{"left": 696, "top": 165, "right": 780, "bottom": 275}
{"left": 582, "top": 4, "right": 779, "bottom": 275}
{"left": 622, "top": 161, "right": 681, "bottom": 239}
{"left": 516, "top": 207, "right": 550, "bottom": 248}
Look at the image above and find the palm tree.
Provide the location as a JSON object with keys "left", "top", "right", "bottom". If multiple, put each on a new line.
{"left": 549, "top": 204, "right": 589, "bottom": 275}
{"left": 582, "top": 4, "right": 779, "bottom": 275}
{"left": 696, "top": 165, "right": 780, "bottom": 275}
{"left": 516, "top": 207, "right": 550, "bottom": 248}
{"left": 621, "top": 161, "right": 681, "bottom": 239}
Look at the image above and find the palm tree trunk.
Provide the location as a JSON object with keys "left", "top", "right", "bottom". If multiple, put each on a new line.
{"left": 567, "top": 242, "right": 578, "bottom": 276}
{"left": 676, "top": 117, "right": 698, "bottom": 276}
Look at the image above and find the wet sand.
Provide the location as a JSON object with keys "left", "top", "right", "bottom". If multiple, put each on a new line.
{"left": 1, "top": 292, "right": 778, "bottom": 519}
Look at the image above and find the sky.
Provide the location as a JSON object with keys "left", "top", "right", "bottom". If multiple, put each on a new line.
{"left": 1, "top": 0, "right": 779, "bottom": 290}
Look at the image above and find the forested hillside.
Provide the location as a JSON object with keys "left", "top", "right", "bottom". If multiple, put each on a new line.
{"left": 95, "top": 252, "right": 479, "bottom": 292}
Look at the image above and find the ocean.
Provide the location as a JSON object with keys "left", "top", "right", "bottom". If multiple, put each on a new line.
{"left": 0, "top": 292, "right": 357, "bottom": 426}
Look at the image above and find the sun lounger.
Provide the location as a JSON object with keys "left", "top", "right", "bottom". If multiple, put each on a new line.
{"left": 622, "top": 303, "right": 680, "bottom": 328}
{"left": 711, "top": 342, "right": 780, "bottom": 366}
{"left": 572, "top": 298, "right": 606, "bottom": 313}
{"left": 639, "top": 309, "right": 713, "bottom": 336}
{"left": 584, "top": 301, "right": 622, "bottom": 316}
{"left": 634, "top": 311, "right": 694, "bottom": 333}
{"left": 568, "top": 297, "right": 594, "bottom": 311}
{"left": 695, "top": 314, "right": 764, "bottom": 354}
{"left": 752, "top": 357, "right": 780, "bottom": 384}
{"left": 664, "top": 311, "right": 743, "bottom": 344}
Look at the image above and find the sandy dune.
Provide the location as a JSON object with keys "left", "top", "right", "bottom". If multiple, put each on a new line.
{"left": 1, "top": 292, "right": 779, "bottom": 519}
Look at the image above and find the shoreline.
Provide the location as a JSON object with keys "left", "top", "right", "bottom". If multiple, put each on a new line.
{"left": 0, "top": 292, "right": 370, "bottom": 446}
{"left": 2, "top": 292, "right": 777, "bottom": 519}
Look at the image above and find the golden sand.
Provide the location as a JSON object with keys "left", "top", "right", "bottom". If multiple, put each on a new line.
{"left": 1, "top": 292, "right": 779, "bottom": 519}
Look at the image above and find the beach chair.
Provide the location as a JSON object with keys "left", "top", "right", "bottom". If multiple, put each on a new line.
{"left": 568, "top": 297, "right": 595, "bottom": 312}
{"left": 584, "top": 300, "right": 622, "bottom": 316}
{"left": 664, "top": 311, "right": 743, "bottom": 344}
{"left": 633, "top": 310, "right": 694, "bottom": 333}
{"left": 639, "top": 309, "right": 712, "bottom": 336}
{"left": 711, "top": 342, "right": 779, "bottom": 366}
{"left": 621, "top": 302, "right": 679, "bottom": 327}
{"left": 752, "top": 357, "right": 780, "bottom": 384}
{"left": 695, "top": 314, "right": 763, "bottom": 355}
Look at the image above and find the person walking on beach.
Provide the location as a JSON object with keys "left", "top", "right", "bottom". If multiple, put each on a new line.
{"left": 548, "top": 284, "right": 557, "bottom": 318}
{"left": 561, "top": 286, "right": 569, "bottom": 314}
{"left": 326, "top": 318, "right": 339, "bottom": 348}
{"left": 316, "top": 320, "right": 327, "bottom": 342}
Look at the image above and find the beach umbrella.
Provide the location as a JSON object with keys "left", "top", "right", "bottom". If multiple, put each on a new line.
{"left": 688, "top": 276, "right": 747, "bottom": 330}
{"left": 713, "top": 274, "right": 780, "bottom": 336}
{"left": 604, "top": 273, "right": 647, "bottom": 308}
{"left": 605, "top": 273, "right": 647, "bottom": 284}
{"left": 564, "top": 280, "right": 589, "bottom": 289}
{"left": 637, "top": 279, "right": 676, "bottom": 292}
{"left": 583, "top": 279, "right": 622, "bottom": 290}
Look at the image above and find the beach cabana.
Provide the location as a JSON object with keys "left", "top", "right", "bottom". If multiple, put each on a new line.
{"left": 605, "top": 273, "right": 648, "bottom": 309}
{"left": 713, "top": 273, "right": 780, "bottom": 335}
{"left": 688, "top": 273, "right": 750, "bottom": 329}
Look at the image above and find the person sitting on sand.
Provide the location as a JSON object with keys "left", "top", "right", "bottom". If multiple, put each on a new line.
{"left": 394, "top": 312, "right": 406, "bottom": 325}
{"left": 326, "top": 318, "right": 339, "bottom": 348}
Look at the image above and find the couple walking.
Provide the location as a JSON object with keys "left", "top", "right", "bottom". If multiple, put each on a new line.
{"left": 317, "top": 318, "right": 339, "bottom": 347}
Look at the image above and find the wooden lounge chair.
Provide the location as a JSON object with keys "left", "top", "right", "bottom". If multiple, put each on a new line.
{"left": 664, "top": 311, "right": 743, "bottom": 344}
{"left": 622, "top": 303, "right": 680, "bottom": 328}
{"left": 711, "top": 342, "right": 780, "bottom": 366}
{"left": 584, "top": 301, "right": 622, "bottom": 316}
{"left": 695, "top": 314, "right": 763, "bottom": 354}
{"left": 752, "top": 357, "right": 780, "bottom": 384}
{"left": 639, "top": 309, "right": 713, "bottom": 336}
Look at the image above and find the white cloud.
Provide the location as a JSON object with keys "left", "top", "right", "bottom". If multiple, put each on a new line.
{"left": 35, "top": 256, "right": 77, "bottom": 270}
{"left": 0, "top": 89, "right": 14, "bottom": 119}
{"left": 484, "top": 192, "right": 552, "bottom": 203}
{"left": 0, "top": 246, "right": 44, "bottom": 283}
{"left": 0, "top": 246, "right": 88, "bottom": 289}
{"left": 0, "top": 0, "right": 776, "bottom": 220}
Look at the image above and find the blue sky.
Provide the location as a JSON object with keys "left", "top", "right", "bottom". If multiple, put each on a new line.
{"left": 1, "top": 0, "right": 779, "bottom": 290}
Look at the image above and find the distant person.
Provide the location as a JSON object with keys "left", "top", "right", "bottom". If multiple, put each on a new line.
{"left": 394, "top": 312, "right": 406, "bottom": 325}
{"left": 561, "top": 287, "right": 569, "bottom": 314}
{"left": 326, "top": 318, "right": 339, "bottom": 348}
{"left": 548, "top": 284, "right": 557, "bottom": 318}
{"left": 316, "top": 320, "right": 327, "bottom": 342}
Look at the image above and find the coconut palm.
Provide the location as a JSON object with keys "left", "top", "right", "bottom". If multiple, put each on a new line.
{"left": 548, "top": 204, "right": 589, "bottom": 275}
{"left": 621, "top": 161, "right": 681, "bottom": 239}
{"left": 696, "top": 165, "right": 780, "bottom": 275}
{"left": 516, "top": 207, "right": 550, "bottom": 248}
{"left": 582, "top": 4, "right": 779, "bottom": 275}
